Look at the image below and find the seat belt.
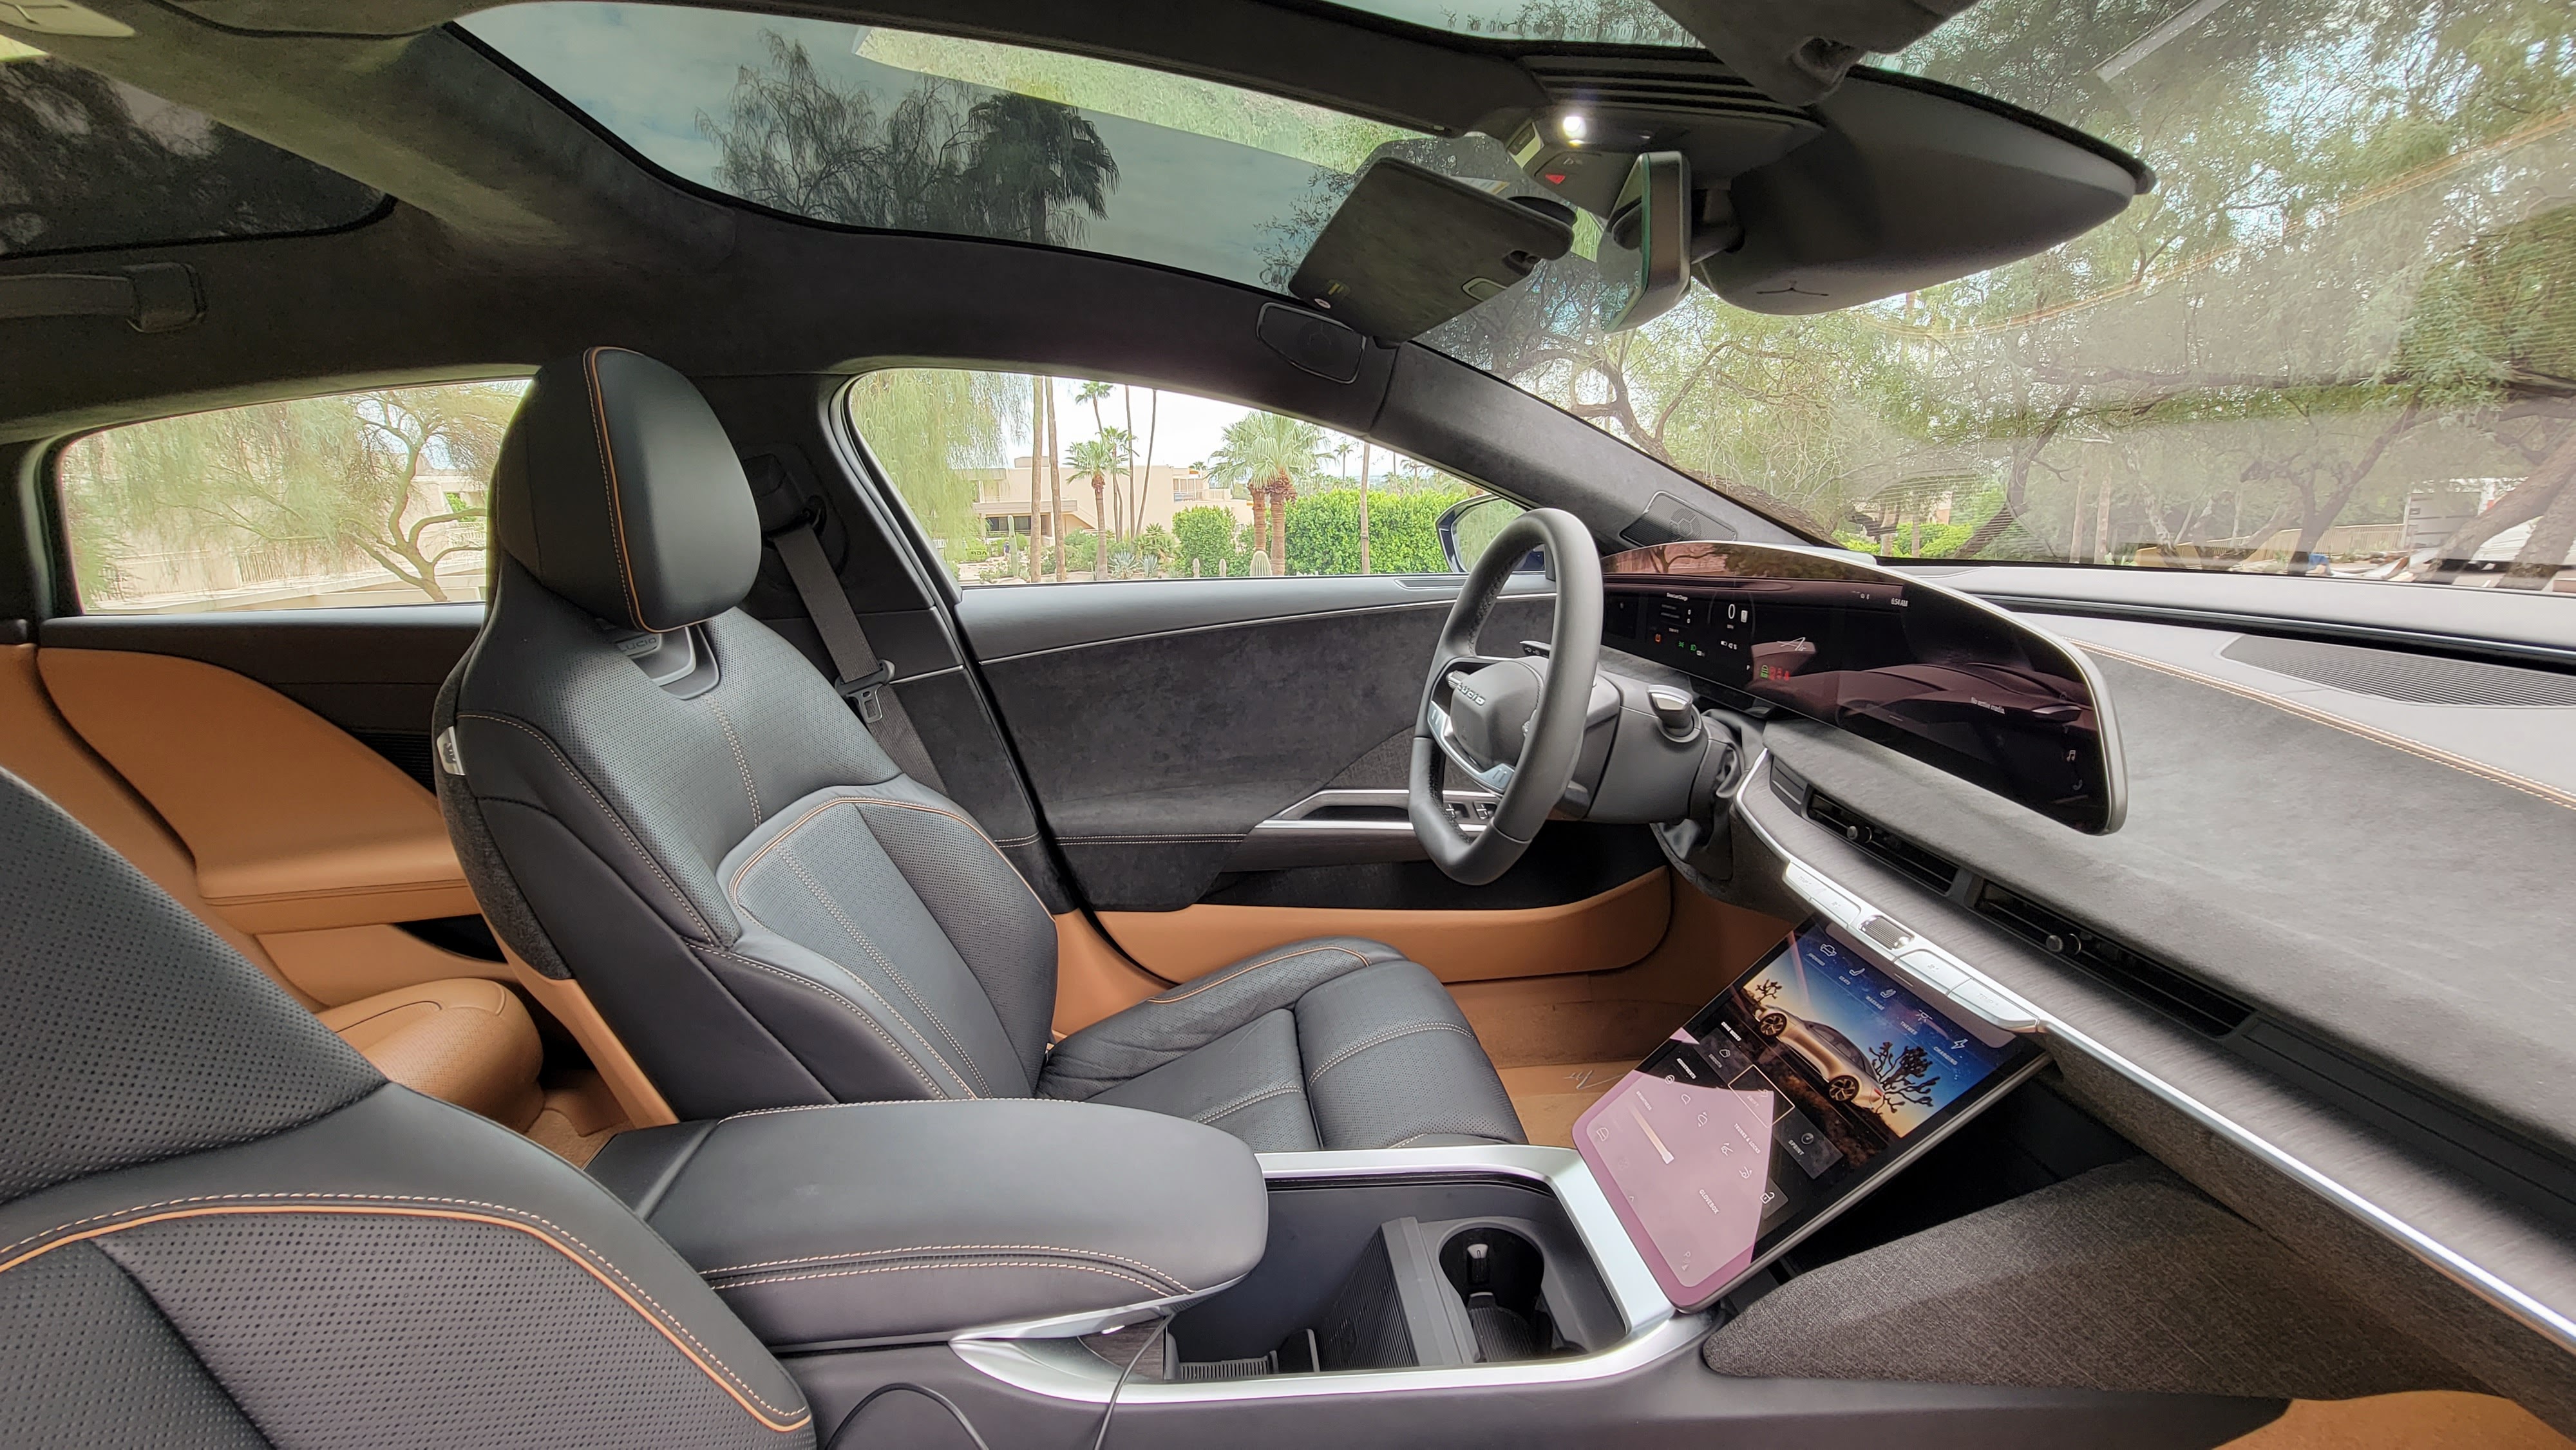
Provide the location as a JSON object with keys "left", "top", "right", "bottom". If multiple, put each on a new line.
{"left": 762, "top": 503, "right": 948, "bottom": 793}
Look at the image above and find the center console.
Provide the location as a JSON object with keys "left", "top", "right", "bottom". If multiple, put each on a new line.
{"left": 583, "top": 914, "right": 2051, "bottom": 1424}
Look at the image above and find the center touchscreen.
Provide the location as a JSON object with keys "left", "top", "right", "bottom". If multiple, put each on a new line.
{"left": 1577, "top": 919, "right": 2043, "bottom": 1309}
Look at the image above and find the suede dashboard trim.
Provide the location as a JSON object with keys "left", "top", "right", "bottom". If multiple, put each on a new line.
{"left": 2079, "top": 640, "right": 2576, "bottom": 813}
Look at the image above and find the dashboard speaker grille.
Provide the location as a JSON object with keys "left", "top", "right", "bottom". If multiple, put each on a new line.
{"left": 2220, "top": 635, "right": 2576, "bottom": 708}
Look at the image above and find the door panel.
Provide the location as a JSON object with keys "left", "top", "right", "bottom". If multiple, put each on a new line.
{"left": 960, "top": 574, "right": 1566, "bottom": 910}
{"left": 39, "top": 607, "right": 481, "bottom": 789}
{"left": 1097, "top": 869, "right": 1669, "bottom": 985}
{"left": 37, "top": 647, "right": 478, "bottom": 936}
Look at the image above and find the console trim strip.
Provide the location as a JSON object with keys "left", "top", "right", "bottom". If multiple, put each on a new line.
{"left": 1737, "top": 751, "right": 2576, "bottom": 1358}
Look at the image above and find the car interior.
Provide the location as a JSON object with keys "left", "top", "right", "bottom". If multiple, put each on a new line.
{"left": 4, "top": 1, "right": 2575, "bottom": 1447}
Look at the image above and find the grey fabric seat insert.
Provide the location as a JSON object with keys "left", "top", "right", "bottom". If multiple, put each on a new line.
{"left": 436, "top": 348, "right": 1525, "bottom": 1151}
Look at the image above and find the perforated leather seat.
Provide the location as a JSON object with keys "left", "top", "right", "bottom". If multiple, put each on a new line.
{"left": 433, "top": 348, "right": 1525, "bottom": 1151}
{"left": 0, "top": 767, "right": 811, "bottom": 1447}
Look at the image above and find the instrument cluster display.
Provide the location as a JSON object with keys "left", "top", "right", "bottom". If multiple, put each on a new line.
{"left": 1602, "top": 541, "right": 2122, "bottom": 833}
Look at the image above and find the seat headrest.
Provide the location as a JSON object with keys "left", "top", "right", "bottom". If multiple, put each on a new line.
{"left": 491, "top": 348, "right": 761, "bottom": 633}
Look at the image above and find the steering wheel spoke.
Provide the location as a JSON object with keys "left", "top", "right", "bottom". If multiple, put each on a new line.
{"left": 1408, "top": 509, "right": 1603, "bottom": 885}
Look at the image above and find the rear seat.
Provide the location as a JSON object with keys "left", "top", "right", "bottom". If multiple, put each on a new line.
{"left": 0, "top": 643, "right": 547, "bottom": 1128}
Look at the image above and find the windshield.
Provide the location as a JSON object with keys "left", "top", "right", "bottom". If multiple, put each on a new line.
{"left": 468, "top": 1, "right": 2576, "bottom": 597}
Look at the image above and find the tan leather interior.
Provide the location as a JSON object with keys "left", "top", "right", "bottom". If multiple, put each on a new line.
{"left": 504, "top": 945, "right": 679, "bottom": 1131}
{"left": 1095, "top": 869, "right": 1671, "bottom": 986}
{"left": 0, "top": 643, "right": 654, "bottom": 1151}
{"left": 0, "top": 645, "right": 315, "bottom": 1003}
{"left": 260, "top": 921, "right": 513, "bottom": 1008}
{"left": 2220, "top": 1391, "right": 2576, "bottom": 1448}
{"left": 37, "top": 647, "right": 479, "bottom": 933}
{"left": 1050, "top": 908, "right": 1175, "bottom": 1038}
{"left": 318, "top": 977, "right": 545, "bottom": 1129}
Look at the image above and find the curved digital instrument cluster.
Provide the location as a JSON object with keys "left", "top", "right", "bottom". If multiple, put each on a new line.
{"left": 1602, "top": 541, "right": 2125, "bottom": 832}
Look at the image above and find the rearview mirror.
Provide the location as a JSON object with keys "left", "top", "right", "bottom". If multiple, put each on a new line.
{"left": 1596, "top": 151, "right": 1693, "bottom": 333}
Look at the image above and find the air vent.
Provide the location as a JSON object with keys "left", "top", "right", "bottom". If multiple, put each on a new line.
{"left": 1974, "top": 883, "right": 2252, "bottom": 1038}
{"left": 2220, "top": 635, "right": 2576, "bottom": 708}
{"left": 1806, "top": 791, "right": 1960, "bottom": 895}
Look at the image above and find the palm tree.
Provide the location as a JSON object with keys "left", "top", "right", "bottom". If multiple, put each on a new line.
{"left": 1097, "top": 427, "right": 1135, "bottom": 541}
{"left": 1066, "top": 435, "right": 1122, "bottom": 567}
{"left": 1074, "top": 380, "right": 1115, "bottom": 538}
{"left": 1208, "top": 412, "right": 1326, "bottom": 576}
{"left": 963, "top": 93, "right": 1119, "bottom": 247}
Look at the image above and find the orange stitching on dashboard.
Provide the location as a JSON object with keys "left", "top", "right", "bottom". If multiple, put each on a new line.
{"left": 2081, "top": 641, "right": 2576, "bottom": 813}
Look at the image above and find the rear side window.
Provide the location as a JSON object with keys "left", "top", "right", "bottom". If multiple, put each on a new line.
{"left": 1, "top": 44, "right": 383, "bottom": 258}
{"left": 55, "top": 381, "right": 529, "bottom": 612}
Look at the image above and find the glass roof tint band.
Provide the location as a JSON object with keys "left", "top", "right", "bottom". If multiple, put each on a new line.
{"left": 0, "top": 47, "right": 385, "bottom": 259}
{"left": 1324, "top": 1, "right": 1697, "bottom": 44}
{"left": 462, "top": 3, "right": 1449, "bottom": 290}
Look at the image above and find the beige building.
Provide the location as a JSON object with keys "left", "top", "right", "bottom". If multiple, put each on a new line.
{"left": 967, "top": 458, "right": 1254, "bottom": 541}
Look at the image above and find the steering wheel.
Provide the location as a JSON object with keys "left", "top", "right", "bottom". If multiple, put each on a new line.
{"left": 1410, "top": 507, "right": 1603, "bottom": 885}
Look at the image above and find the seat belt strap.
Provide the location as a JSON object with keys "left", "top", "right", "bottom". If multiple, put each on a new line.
{"left": 766, "top": 513, "right": 947, "bottom": 791}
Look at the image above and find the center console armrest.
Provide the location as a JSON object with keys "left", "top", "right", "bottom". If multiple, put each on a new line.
{"left": 589, "top": 1099, "right": 1268, "bottom": 1349}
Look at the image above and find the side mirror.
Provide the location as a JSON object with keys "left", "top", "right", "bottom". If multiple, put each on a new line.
{"left": 1597, "top": 152, "right": 1693, "bottom": 333}
{"left": 1438, "top": 494, "right": 1543, "bottom": 574}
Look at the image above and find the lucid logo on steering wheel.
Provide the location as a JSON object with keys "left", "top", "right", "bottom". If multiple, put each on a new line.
{"left": 1457, "top": 686, "right": 1487, "bottom": 706}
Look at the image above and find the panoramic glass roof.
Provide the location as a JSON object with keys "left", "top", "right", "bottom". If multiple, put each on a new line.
{"left": 468, "top": 2, "right": 2576, "bottom": 596}
{"left": 1321, "top": 1, "right": 1696, "bottom": 46}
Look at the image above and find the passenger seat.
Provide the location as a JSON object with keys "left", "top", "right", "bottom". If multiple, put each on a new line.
{"left": 0, "top": 643, "right": 546, "bottom": 1129}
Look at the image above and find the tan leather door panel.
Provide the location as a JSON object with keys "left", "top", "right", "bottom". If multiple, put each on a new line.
{"left": 39, "top": 647, "right": 478, "bottom": 935}
{"left": 1095, "top": 869, "right": 1671, "bottom": 986}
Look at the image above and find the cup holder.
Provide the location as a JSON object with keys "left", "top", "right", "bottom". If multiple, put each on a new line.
{"left": 1437, "top": 1225, "right": 1566, "bottom": 1363}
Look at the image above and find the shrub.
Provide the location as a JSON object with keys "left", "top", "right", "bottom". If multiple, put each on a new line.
{"left": 1282, "top": 487, "right": 1473, "bottom": 575}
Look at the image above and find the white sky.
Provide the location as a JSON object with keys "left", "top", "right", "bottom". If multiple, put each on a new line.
{"left": 1028, "top": 377, "right": 1422, "bottom": 481}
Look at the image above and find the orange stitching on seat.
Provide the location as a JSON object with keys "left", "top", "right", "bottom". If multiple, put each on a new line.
{"left": 0, "top": 1199, "right": 809, "bottom": 1433}
{"left": 695, "top": 944, "right": 951, "bottom": 1098}
{"left": 1307, "top": 1021, "right": 1475, "bottom": 1082}
{"left": 774, "top": 845, "right": 987, "bottom": 1097}
{"left": 1147, "top": 945, "right": 1365, "bottom": 1005}
{"left": 458, "top": 711, "right": 715, "bottom": 940}
{"left": 583, "top": 346, "right": 651, "bottom": 632}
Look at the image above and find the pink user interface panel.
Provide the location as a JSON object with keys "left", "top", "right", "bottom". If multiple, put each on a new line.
{"left": 1577, "top": 918, "right": 2041, "bottom": 1309}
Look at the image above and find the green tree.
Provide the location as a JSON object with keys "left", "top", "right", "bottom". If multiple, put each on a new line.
{"left": 1065, "top": 434, "right": 1122, "bottom": 566}
{"left": 846, "top": 368, "right": 1018, "bottom": 557}
{"left": 59, "top": 384, "right": 522, "bottom": 605}
{"left": 1207, "top": 411, "right": 1326, "bottom": 574}
{"left": 1172, "top": 505, "right": 1242, "bottom": 577}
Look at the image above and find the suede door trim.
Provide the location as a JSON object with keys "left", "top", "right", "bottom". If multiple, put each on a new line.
{"left": 0, "top": 1195, "right": 809, "bottom": 1435}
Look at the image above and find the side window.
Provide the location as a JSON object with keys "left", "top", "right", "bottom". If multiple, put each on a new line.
{"left": 55, "top": 381, "right": 528, "bottom": 612}
{"left": 848, "top": 368, "right": 1499, "bottom": 585}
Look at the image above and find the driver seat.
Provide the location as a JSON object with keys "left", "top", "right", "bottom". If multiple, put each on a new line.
{"left": 435, "top": 349, "right": 1523, "bottom": 1152}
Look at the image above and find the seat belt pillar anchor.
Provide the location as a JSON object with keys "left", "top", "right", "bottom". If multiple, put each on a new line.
{"left": 835, "top": 660, "right": 896, "bottom": 723}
